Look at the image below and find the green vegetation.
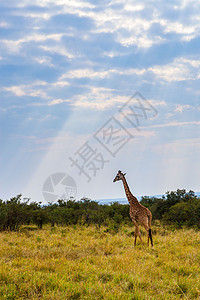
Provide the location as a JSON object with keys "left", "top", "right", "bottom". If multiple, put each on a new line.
{"left": 140, "top": 189, "right": 200, "bottom": 228}
{"left": 0, "top": 225, "right": 200, "bottom": 299}
{"left": 0, "top": 190, "right": 200, "bottom": 299}
{"left": 0, "top": 189, "right": 200, "bottom": 231}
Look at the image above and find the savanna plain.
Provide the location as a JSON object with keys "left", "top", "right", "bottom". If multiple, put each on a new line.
{"left": 0, "top": 225, "right": 200, "bottom": 300}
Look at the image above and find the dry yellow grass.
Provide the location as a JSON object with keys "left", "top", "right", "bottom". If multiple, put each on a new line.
{"left": 0, "top": 225, "right": 200, "bottom": 299}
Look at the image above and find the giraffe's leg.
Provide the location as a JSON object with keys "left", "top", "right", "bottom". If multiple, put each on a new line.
{"left": 145, "top": 226, "right": 150, "bottom": 246}
{"left": 147, "top": 215, "right": 153, "bottom": 247}
{"left": 149, "top": 228, "right": 153, "bottom": 247}
{"left": 137, "top": 227, "right": 143, "bottom": 245}
{"left": 131, "top": 219, "right": 138, "bottom": 246}
{"left": 134, "top": 226, "right": 137, "bottom": 246}
{"left": 143, "top": 224, "right": 153, "bottom": 247}
{"left": 135, "top": 226, "right": 143, "bottom": 246}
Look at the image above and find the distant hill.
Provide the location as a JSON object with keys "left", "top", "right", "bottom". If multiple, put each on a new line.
{"left": 96, "top": 195, "right": 158, "bottom": 205}
{"left": 96, "top": 192, "right": 200, "bottom": 205}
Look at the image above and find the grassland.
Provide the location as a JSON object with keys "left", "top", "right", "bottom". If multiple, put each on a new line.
{"left": 0, "top": 225, "right": 200, "bottom": 300}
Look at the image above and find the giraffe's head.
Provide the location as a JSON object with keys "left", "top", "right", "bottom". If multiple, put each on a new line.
{"left": 113, "top": 170, "right": 126, "bottom": 182}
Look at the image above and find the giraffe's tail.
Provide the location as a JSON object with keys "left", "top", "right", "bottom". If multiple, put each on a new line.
{"left": 149, "top": 229, "right": 153, "bottom": 246}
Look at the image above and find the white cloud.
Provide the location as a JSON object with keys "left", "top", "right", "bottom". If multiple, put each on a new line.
{"left": 102, "top": 50, "right": 124, "bottom": 58}
{"left": 51, "top": 81, "right": 69, "bottom": 87}
{"left": 34, "top": 56, "right": 55, "bottom": 67}
{"left": 9, "top": 0, "right": 200, "bottom": 54}
{"left": 60, "top": 68, "right": 112, "bottom": 79}
{"left": 148, "top": 99, "right": 167, "bottom": 107}
{"left": 47, "top": 99, "right": 70, "bottom": 106}
{"left": 12, "top": 0, "right": 95, "bottom": 25}
{"left": 60, "top": 67, "right": 148, "bottom": 80}
{"left": 151, "top": 120, "right": 200, "bottom": 129}
{"left": 0, "top": 22, "right": 10, "bottom": 28}
{"left": 24, "top": 1, "right": 153, "bottom": 50}
{"left": 180, "top": 58, "right": 200, "bottom": 68}
{"left": 160, "top": 19, "right": 197, "bottom": 35}
{"left": 165, "top": 113, "right": 174, "bottom": 119}
{"left": 1, "top": 33, "right": 65, "bottom": 53}
{"left": 3, "top": 82, "right": 49, "bottom": 98}
{"left": 91, "top": 10, "right": 162, "bottom": 48}
{"left": 4, "top": 86, "right": 26, "bottom": 97}
{"left": 118, "top": 34, "right": 164, "bottom": 48}
{"left": 59, "top": 56, "right": 200, "bottom": 83}
{"left": 124, "top": 4, "right": 144, "bottom": 12}
{"left": 72, "top": 87, "right": 129, "bottom": 110}
{"left": 2, "top": 80, "right": 72, "bottom": 109}
{"left": 13, "top": 11, "right": 53, "bottom": 20}
{"left": 40, "top": 45, "right": 75, "bottom": 60}
{"left": 149, "top": 64, "right": 189, "bottom": 82}
{"left": 40, "top": 114, "right": 52, "bottom": 121}
{"left": 149, "top": 57, "right": 200, "bottom": 82}
{"left": 32, "top": 80, "right": 47, "bottom": 86}
{"left": 68, "top": 87, "right": 166, "bottom": 112}
{"left": 174, "top": 0, "right": 199, "bottom": 10}
{"left": 16, "top": 0, "right": 95, "bottom": 9}
{"left": 175, "top": 104, "right": 192, "bottom": 113}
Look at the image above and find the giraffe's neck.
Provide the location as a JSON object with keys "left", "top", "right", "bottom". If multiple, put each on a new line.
{"left": 122, "top": 176, "right": 139, "bottom": 205}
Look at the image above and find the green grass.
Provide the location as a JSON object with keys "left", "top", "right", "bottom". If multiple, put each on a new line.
{"left": 0, "top": 225, "right": 200, "bottom": 299}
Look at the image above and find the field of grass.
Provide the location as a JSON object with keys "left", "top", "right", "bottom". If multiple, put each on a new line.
{"left": 0, "top": 225, "right": 200, "bottom": 300}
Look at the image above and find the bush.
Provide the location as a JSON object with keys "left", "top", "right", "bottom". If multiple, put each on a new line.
{"left": 0, "top": 189, "right": 200, "bottom": 231}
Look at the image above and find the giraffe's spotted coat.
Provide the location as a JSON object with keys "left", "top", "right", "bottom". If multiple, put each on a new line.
{"left": 113, "top": 170, "right": 153, "bottom": 246}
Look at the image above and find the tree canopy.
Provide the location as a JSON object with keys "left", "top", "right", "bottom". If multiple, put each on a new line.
{"left": 0, "top": 189, "right": 200, "bottom": 231}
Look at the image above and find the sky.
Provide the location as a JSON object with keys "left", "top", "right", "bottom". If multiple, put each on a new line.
{"left": 1, "top": 0, "right": 200, "bottom": 203}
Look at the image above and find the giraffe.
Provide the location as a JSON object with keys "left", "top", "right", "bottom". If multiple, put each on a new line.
{"left": 113, "top": 170, "right": 153, "bottom": 246}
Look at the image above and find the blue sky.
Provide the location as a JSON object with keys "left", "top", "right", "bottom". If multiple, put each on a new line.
{"left": 1, "top": 0, "right": 200, "bottom": 203}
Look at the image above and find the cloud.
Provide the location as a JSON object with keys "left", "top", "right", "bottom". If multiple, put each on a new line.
{"left": 3, "top": 86, "right": 26, "bottom": 97}
{"left": 159, "top": 19, "right": 200, "bottom": 41}
{"left": 59, "top": 55, "right": 200, "bottom": 84}
{"left": 51, "top": 81, "right": 69, "bottom": 87}
{"left": 90, "top": 9, "right": 163, "bottom": 49}
{"left": 60, "top": 67, "right": 148, "bottom": 81}
{"left": 40, "top": 45, "right": 75, "bottom": 60}
{"left": 175, "top": 104, "right": 192, "bottom": 113}
{"left": 72, "top": 87, "right": 126, "bottom": 110}
{"left": 1, "top": 0, "right": 200, "bottom": 202}
{"left": 60, "top": 68, "right": 112, "bottom": 80}
{"left": 4, "top": 0, "right": 200, "bottom": 65}
{"left": 71, "top": 89, "right": 167, "bottom": 112}
{"left": 1, "top": 33, "right": 65, "bottom": 53}
{"left": 1, "top": 78, "right": 72, "bottom": 111}
{"left": 39, "top": 114, "right": 52, "bottom": 121}
{"left": 149, "top": 57, "right": 200, "bottom": 82}
{"left": 84, "top": 1, "right": 200, "bottom": 48}
{"left": 47, "top": 99, "right": 70, "bottom": 106}
{"left": 2, "top": 79, "right": 70, "bottom": 101}
{"left": 180, "top": 58, "right": 200, "bottom": 67}
{"left": 0, "top": 22, "right": 10, "bottom": 28}
{"left": 3, "top": 82, "right": 49, "bottom": 98}
{"left": 118, "top": 35, "right": 164, "bottom": 48}
{"left": 151, "top": 120, "right": 200, "bottom": 129}
{"left": 124, "top": 4, "right": 144, "bottom": 12}
{"left": 15, "top": 0, "right": 94, "bottom": 9}
{"left": 34, "top": 56, "right": 55, "bottom": 67}
{"left": 148, "top": 100, "right": 167, "bottom": 107}
{"left": 14, "top": 1, "right": 156, "bottom": 50}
